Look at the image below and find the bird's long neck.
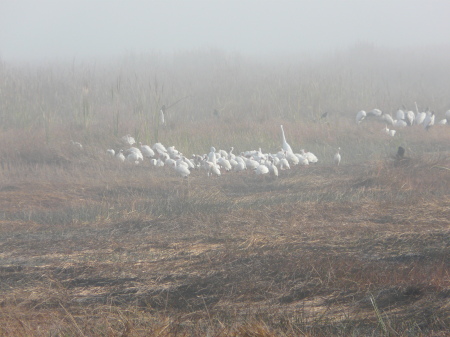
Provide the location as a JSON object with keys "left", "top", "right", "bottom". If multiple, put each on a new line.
{"left": 280, "top": 125, "right": 287, "bottom": 143}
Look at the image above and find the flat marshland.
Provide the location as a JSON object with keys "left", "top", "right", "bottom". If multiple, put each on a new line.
{"left": 0, "top": 48, "right": 449, "bottom": 336}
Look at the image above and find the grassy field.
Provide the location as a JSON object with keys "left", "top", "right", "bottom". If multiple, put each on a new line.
{"left": 0, "top": 47, "right": 449, "bottom": 336}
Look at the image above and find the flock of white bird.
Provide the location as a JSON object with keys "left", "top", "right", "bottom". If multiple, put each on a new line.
{"left": 356, "top": 103, "right": 450, "bottom": 137}
{"left": 98, "top": 126, "right": 321, "bottom": 179}
{"left": 70, "top": 104, "right": 449, "bottom": 178}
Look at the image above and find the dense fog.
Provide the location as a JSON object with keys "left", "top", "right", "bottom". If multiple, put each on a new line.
{"left": 1, "top": 0, "right": 450, "bottom": 63}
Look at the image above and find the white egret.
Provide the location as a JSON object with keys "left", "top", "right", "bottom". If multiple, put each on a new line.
{"left": 116, "top": 150, "right": 125, "bottom": 162}
{"left": 356, "top": 110, "right": 366, "bottom": 124}
{"left": 394, "top": 119, "right": 407, "bottom": 128}
{"left": 423, "top": 111, "right": 435, "bottom": 131}
{"left": 122, "top": 134, "right": 136, "bottom": 145}
{"left": 255, "top": 164, "right": 269, "bottom": 175}
{"left": 106, "top": 149, "right": 115, "bottom": 157}
{"left": 71, "top": 140, "right": 83, "bottom": 150}
{"left": 405, "top": 111, "right": 415, "bottom": 126}
{"left": 300, "top": 149, "right": 318, "bottom": 163}
{"left": 396, "top": 109, "right": 405, "bottom": 121}
{"left": 152, "top": 142, "right": 167, "bottom": 155}
{"left": 218, "top": 157, "right": 232, "bottom": 171}
{"left": 172, "top": 160, "right": 190, "bottom": 178}
{"left": 415, "top": 111, "right": 426, "bottom": 125}
{"left": 369, "top": 108, "right": 382, "bottom": 117}
{"left": 381, "top": 113, "right": 395, "bottom": 126}
{"left": 334, "top": 147, "right": 341, "bottom": 166}
{"left": 280, "top": 125, "right": 293, "bottom": 153}
{"left": 139, "top": 142, "right": 155, "bottom": 158}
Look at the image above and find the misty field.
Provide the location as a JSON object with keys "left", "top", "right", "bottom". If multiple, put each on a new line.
{"left": 0, "top": 47, "right": 449, "bottom": 336}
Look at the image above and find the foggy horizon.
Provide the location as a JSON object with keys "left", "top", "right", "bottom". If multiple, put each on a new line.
{"left": 2, "top": 0, "right": 450, "bottom": 64}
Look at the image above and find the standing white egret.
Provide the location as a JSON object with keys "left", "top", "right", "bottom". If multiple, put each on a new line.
{"left": 267, "top": 160, "right": 279, "bottom": 177}
{"left": 208, "top": 147, "right": 217, "bottom": 165}
{"left": 280, "top": 125, "right": 293, "bottom": 153}
{"left": 405, "top": 111, "right": 415, "bottom": 126}
{"left": 334, "top": 147, "right": 341, "bottom": 166}
{"left": 396, "top": 109, "right": 405, "bottom": 121}
{"left": 415, "top": 111, "right": 427, "bottom": 125}
{"left": 159, "top": 105, "right": 166, "bottom": 126}
{"left": 279, "top": 157, "right": 290, "bottom": 170}
{"left": 423, "top": 111, "right": 435, "bottom": 131}
{"left": 389, "top": 129, "right": 396, "bottom": 137}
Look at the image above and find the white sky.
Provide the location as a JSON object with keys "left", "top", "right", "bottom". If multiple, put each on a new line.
{"left": 1, "top": 0, "right": 450, "bottom": 63}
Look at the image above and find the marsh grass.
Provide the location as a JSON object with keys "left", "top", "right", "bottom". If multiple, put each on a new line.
{"left": 0, "top": 48, "right": 449, "bottom": 336}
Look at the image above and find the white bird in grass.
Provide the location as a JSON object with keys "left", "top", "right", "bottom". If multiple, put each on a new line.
{"left": 171, "top": 160, "right": 190, "bottom": 178}
{"left": 382, "top": 125, "right": 390, "bottom": 135}
{"left": 125, "top": 147, "right": 143, "bottom": 161}
{"left": 159, "top": 105, "right": 166, "bottom": 126}
{"left": 71, "top": 140, "right": 83, "bottom": 150}
{"left": 107, "top": 149, "right": 115, "bottom": 157}
{"left": 267, "top": 160, "right": 279, "bottom": 177}
{"left": 396, "top": 108, "right": 405, "bottom": 121}
{"left": 389, "top": 129, "right": 396, "bottom": 137}
{"left": 394, "top": 119, "right": 407, "bottom": 128}
{"left": 356, "top": 110, "right": 367, "bottom": 124}
{"left": 254, "top": 164, "right": 269, "bottom": 175}
{"left": 280, "top": 125, "right": 293, "bottom": 154}
{"left": 300, "top": 149, "right": 318, "bottom": 163}
{"left": 218, "top": 157, "right": 232, "bottom": 171}
{"left": 405, "top": 110, "right": 415, "bottom": 126}
{"left": 423, "top": 111, "right": 435, "bottom": 131}
{"left": 122, "top": 134, "right": 136, "bottom": 146}
{"left": 369, "top": 108, "right": 382, "bottom": 117}
{"left": 126, "top": 151, "right": 141, "bottom": 164}
{"left": 415, "top": 111, "right": 426, "bottom": 125}
{"left": 139, "top": 142, "right": 155, "bottom": 158}
{"left": 279, "top": 157, "right": 290, "bottom": 170}
{"left": 152, "top": 142, "right": 167, "bottom": 155}
{"left": 295, "top": 153, "right": 309, "bottom": 165}
{"left": 116, "top": 149, "right": 125, "bottom": 162}
{"left": 334, "top": 147, "right": 341, "bottom": 166}
{"left": 285, "top": 151, "right": 299, "bottom": 165}
{"left": 381, "top": 113, "right": 395, "bottom": 126}
{"left": 208, "top": 147, "right": 217, "bottom": 165}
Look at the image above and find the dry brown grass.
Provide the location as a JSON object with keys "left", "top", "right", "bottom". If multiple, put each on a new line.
{"left": 0, "top": 134, "right": 449, "bottom": 336}
{"left": 1, "top": 50, "right": 450, "bottom": 336}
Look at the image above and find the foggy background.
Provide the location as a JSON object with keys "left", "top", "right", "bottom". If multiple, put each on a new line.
{"left": 2, "top": 0, "right": 450, "bottom": 63}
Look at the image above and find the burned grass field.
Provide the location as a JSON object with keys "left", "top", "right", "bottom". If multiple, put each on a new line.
{"left": 0, "top": 146, "right": 449, "bottom": 336}
{"left": 1, "top": 49, "right": 450, "bottom": 336}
